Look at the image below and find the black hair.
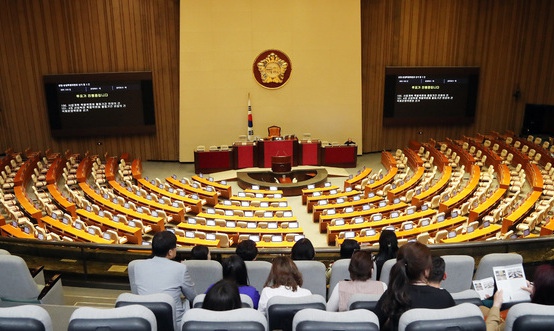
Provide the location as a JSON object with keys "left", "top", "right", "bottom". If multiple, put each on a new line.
{"left": 340, "top": 239, "right": 361, "bottom": 259}
{"left": 291, "top": 238, "right": 315, "bottom": 260}
{"left": 202, "top": 279, "right": 242, "bottom": 311}
{"left": 222, "top": 254, "right": 249, "bottom": 286}
{"left": 152, "top": 231, "right": 177, "bottom": 257}
{"left": 236, "top": 239, "right": 258, "bottom": 261}
{"left": 190, "top": 245, "right": 209, "bottom": 260}
{"left": 428, "top": 256, "right": 445, "bottom": 284}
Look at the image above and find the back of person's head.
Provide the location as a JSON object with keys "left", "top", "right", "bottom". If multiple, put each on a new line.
{"left": 202, "top": 279, "right": 242, "bottom": 311}
{"left": 152, "top": 231, "right": 177, "bottom": 257}
{"left": 531, "top": 264, "right": 554, "bottom": 305}
{"left": 340, "top": 239, "right": 361, "bottom": 259}
{"left": 190, "top": 245, "right": 210, "bottom": 260}
{"left": 381, "top": 242, "right": 432, "bottom": 319}
{"left": 264, "top": 256, "right": 303, "bottom": 291}
{"left": 291, "top": 238, "right": 315, "bottom": 260}
{"left": 349, "top": 250, "right": 373, "bottom": 281}
{"left": 236, "top": 239, "right": 258, "bottom": 261}
{"left": 222, "top": 254, "right": 249, "bottom": 286}
{"left": 428, "top": 256, "right": 446, "bottom": 285}
{"left": 377, "top": 230, "right": 398, "bottom": 260}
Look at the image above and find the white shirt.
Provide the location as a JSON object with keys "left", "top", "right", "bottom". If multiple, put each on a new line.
{"left": 258, "top": 285, "right": 312, "bottom": 315}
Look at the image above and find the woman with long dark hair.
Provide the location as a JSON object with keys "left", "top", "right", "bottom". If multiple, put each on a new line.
{"left": 373, "top": 242, "right": 455, "bottom": 331}
{"left": 373, "top": 229, "right": 399, "bottom": 280}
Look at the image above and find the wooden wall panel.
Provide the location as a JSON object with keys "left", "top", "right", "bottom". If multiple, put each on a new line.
{"left": 0, "top": 0, "right": 179, "bottom": 160}
{"left": 361, "top": 0, "right": 554, "bottom": 153}
{"left": 0, "top": 0, "right": 553, "bottom": 159}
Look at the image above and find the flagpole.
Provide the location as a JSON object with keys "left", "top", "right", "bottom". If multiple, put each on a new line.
{"left": 247, "top": 93, "right": 254, "bottom": 141}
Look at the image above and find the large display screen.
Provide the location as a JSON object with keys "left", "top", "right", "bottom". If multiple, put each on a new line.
{"left": 44, "top": 72, "right": 156, "bottom": 137}
{"left": 383, "top": 67, "right": 479, "bottom": 126}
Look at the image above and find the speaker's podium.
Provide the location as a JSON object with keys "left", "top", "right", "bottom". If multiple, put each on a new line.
{"left": 257, "top": 138, "right": 299, "bottom": 168}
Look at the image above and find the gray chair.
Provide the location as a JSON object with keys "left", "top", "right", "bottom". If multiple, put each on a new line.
{"left": 0, "top": 249, "right": 10, "bottom": 255}
{"left": 294, "top": 261, "right": 327, "bottom": 298}
{"left": 0, "top": 304, "right": 53, "bottom": 331}
{"left": 0, "top": 255, "right": 64, "bottom": 304}
{"left": 267, "top": 294, "right": 326, "bottom": 331}
{"left": 504, "top": 302, "right": 554, "bottom": 331}
{"left": 450, "top": 289, "right": 483, "bottom": 306}
{"left": 68, "top": 305, "right": 157, "bottom": 331}
{"left": 441, "top": 255, "right": 475, "bottom": 293}
{"left": 347, "top": 293, "right": 383, "bottom": 311}
{"left": 328, "top": 259, "right": 350, "bottom": 300}
{"left": 293, "top": 308, "right": 379, "bottom": 331}
{"left": 182, "top": 260, "right": 223, "bottom": 294}
{"left": 192, "top": 293, "right": 254, "bottom": 308}
{"left": 473, "top": 253, "right": 522, "bottom": 281}
{"left": 378, "top": 258, "right": 396, "bottom": 286}
{"left": 398, "top": 303, "right": 485, "bottom": 331}
{"left": 115, "top": 292, "right": 176, "bottom": 331}
{"left": 245, "top": 260, "right": 272, "bottom": 294}
{"left": 181, "top": 307, "right": 267, "bottom": 331}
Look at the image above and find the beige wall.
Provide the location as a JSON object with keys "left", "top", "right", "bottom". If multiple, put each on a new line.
{"left": 179, "top": 0, "right": 362, "bottom": 162}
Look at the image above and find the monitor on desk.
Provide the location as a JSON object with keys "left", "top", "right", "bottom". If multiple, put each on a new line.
{"left": 325, "top": 182, "right": 332, "bottom": 187}
{"left": 260, "top": 202, "right": 269, "bottom": 208}
{"left": 249, "top": 235, "right": 260, "bottom": 242}
{"left": 336, "top": 198, "right": 345, "bottom": 204}
{"left": 279, "top": 201, "right": 287, "bottom": 207}
{"left": 226, "top": 221, "right": 236, "bottom": 228}
{"left": 345, "top": 187, "right": 352, "bottom": 192}
{"left": 206, "top": 219, "right": 216, "bottom": 226}
{"left": 268, "top": 222, "right": 278, "bottom": 229}
{"left": 223, "top": 200, "right": 232, "bottom": 206}
{"left": 366, "top": 229, "right": 376, "bottom": 236}
{"left": 37, "top": 233, "right": 45, "bottom": 240}
{"left": 207, "top": 208, "right": 215, "bottom": 214}
{"left": 345, "top": 207, "right": 354, "bottom": 213}
{"left": 185, "top": 231, "right": 195, "bottom": 238}
{"left": 437, "top": 214, "right": 445, "bottom": 222}
{"left": 244, "top": 211, "right": 254, "bottom": 217}
{"left": 334, "top": 219, "right": 345, "bottom": 226}
{"left": 252, "top": 185, "right": 260, "bottom": 190}
{"left": 362, "top": 204, "right": 371, "bottom": 210}
{"left": 344, "top": 231, "right": 356, "bottom": 239}
{"left": 420, "top": 218, "right": 430, "bottom": 227}
{"left": 390, "top": 211, "right": 400, "bottom": 218}
{"left": 318, "top": 200, "right": 328, "bottom": 205}
{"left": 307, "top": 184, "right": 315, "bottom": 189}
{"left": 448, "top": 231, "right": 457, "bottom": 238}
{"left": 225, "top": 210, "right": 234, "bottom": 216}
{"left": 264, "top": 212, "right": 273, "bottom": 218}
{"left": 353, "top": 217, "right": 364, "bottom": 224}
{"left": 241, "top": 201, "right": 250, "bottom": 207}
{"left": 271, "top": 235, "right": 283, "bottom": 242}
{"left": 238, "top": 192, "right": 246, "bottom": 197}
{"left": 353, "top": 195, "right": 361, "bottom": 201}
{"left": 191, "top": 194, "right": 199, "bottom": 200}
{"left": 188, "top": 218, "right": 197, "bottom": 224}
{"left": 313, "top": 192, "right": 322, "bottom": 197}
{"left": 294, "top": 234, "right": 305, "bottom": 242}
{"left": 326, "top": 209, "right": 336, "bottom": 215}
{"left": 289, "top": 222, "right": 299, "bottom": 228}
{"left": 255, "top": 193, "right": 263, "bottom": 198}
{"left": 403, "top": 223, "right": 413, "bottom": 230}
{"left": 206, "top": 233, "right": 216, "bottom": 241}
{"left": 283, "top": 211, "right": 293, "bottom": 217}
{"left": 128, "top": 220, "right": 136, "bottom": 227}
{"left": 274, "top": 194, "right": 282, "bottom": 198}
{"left": 247, "top": 222, "right": 256, "bottom": 229}
{"left": 368, "top": 192, "right": 375, "bottom": 197}
{"left": 330, "top": 189, "right": 338, "bottom": 195}
{"left": 467, "top": 225, "right": 475, "bottom": 233}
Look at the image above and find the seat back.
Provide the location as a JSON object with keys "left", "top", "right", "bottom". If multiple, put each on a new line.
{"left": 181, "top": 308, "right": 267, "bottom": 331}
{"left": 267, "top": 125, "right": 281, "bottom": 138}
{"left": 347, "top": 293, "right": 383, "bottom": 311}
{"left": 293, "top": 308, "right": 379, "bottom": 331}
{"left": 398, "top": 303, "right": 485, "bottom": 331}
{"left": 115, "top": 292, "right": 176, "bottom": 331}
{"left": 68, "top": 305, "right": 157, "bottom": 331}
{"left": 0, "top": 305, "right": 53, "bottom": 331}
{"left": 267, "top": 295, "right": 326, "bottom": 331}
{"left": 0, "top": 255, "right": 40, "bottom": 302}
{"left": 450, "top": 289, "right": 483, "bottom": 306}
{"left": 504, "top": 302, "right": 554, "bottom": 331}
{"left": 192, "top": 293, "right": 254, "bottom": 308}
{"left": 182, "top": 260, "right": 223, "bottom": 294}
{"left": 378, "top": 259, "right": 397, "bottom": 285}
{"left": 441, "top": 255, "right": 475, "bottom": 293}
{"left": 328, "top": 259, "right": 351, "bottom": 299}
{"left": 294, "top": 260, "right": 327, "bottom": 298}
{"left": 245, "top": 260, "right": 272, "bottom": 294}
{"left": 473, "top": 253, "right": 522, "bottom": 281}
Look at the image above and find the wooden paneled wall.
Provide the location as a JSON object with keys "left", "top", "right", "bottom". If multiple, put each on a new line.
{"left": 0, "top": 1, "right": 553, "bottom": 160}
{"left": 362, "top": 0, "right": 554, "bottom": 153}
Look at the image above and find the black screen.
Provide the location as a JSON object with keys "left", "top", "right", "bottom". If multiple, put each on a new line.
{"left": 44, "top": 72, "right": 156, "bottom": 137}
{"left": 383, "top": 67, "right": 479, "bottom": 126}
{"left": 521, "top": 104, "right": 554, "bottom": 136}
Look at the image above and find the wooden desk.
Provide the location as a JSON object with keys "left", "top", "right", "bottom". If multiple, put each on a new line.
{"left": 1, "top": 223, "right": 36, "bottom": 239}
{"left": 469, "top": 188, "right": 507, "bottom": 222}
{"left": 76, "top": 157, "right": 93, "bottom": 183}
{"left": 195, "top": 212, "right": 297, "bottom": 225}
{"left": 255, "top": 240, "right": 295, "bottom": 248}
{"left": 412, "top": 166, "right": 452, "bottom": 207}
{"left": 39, "top": 216, "right": 114, "bottom": 244}
{"left": 138, "top": 178, "right": 203, "bottom": 214}
{"left": 233, "top": 142, "right": 257, "bottom": 169}
{"left": 344, "top": 168, "right": 372, "bottom": 190}
{"left": 257, "top": 139, "right": 298, "bottom": 168}
{"left": 319, "top": 145, "right": 357, "bottom": 168}
{"left": 439, "top": 165, "right": 481, "bottom": 213}
{"left": 312, "top": 195, "right": 383, "bottom": 222}
{"left": 214, "top": 203, "right": 292, "bottom": 213}
{"left": 302, "top": 184, "right": 341, "bottom": 205}
{"left": 387, "top": 166, "right": 425, "bottom": 201}
{"left": 14, "top": 186, "right": 43, "bottom": 222}
{"left": 79, "top": 183, "right": 165, "bottom": 231}
{"left": 365, "top": 152, "right": 398, "bottom": 194}
{"left": 177, "top": 222, "right": 303, "bottom": 236}
{"left": 192, "top": 175, "right": 232, "bottom": 199}
{"left": 327, "top": 209, "right": 436, "bottom": 245}
{"left": 109, "top": 180, "right": 184, "bottom": 222}
{"left": 540, "top": 217, "right": 554, "bottom": 236}
{"left": 131, "top": 159, "right": 143, "bottom": 180}
{"left": 230, "top": 195, "right": 288, "bottom": 203}
{"left": 298, "top": 140, "right": 320, "bottom": 166}
{"left": 320, "top": 202, "right": 409, "bottom": 233}
{"left": 45, "top": 156, "right": 65, "bottom": 184}
{"left": 104, "top": 157, "right": 118, "bottom": 181}
{"left": 77, "top": 209, "right": 142, "bottom": 244}
{"left": 502, "top": 190, "right": 543, "bottom": 233}
{"left": 47, "top": 184, "right": 76, "bottom": 217}
{"left": 176, "top": 235, "right": 220, "bottom": 247}
{"left": 442, "top": 224, "right": 502, "bottom": 243}
{"left": 306, "top": 189, "right": 361, "bottom": 213}
{"left": 194, "top": 149, "right": 233, "bottom": 174}
{"left": 166, "top": 177, "right": 219, "bottom": 206}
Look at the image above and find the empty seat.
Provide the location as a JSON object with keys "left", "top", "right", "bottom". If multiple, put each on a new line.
{"left": 504, "top": 302, "right": 554, "bottom": 331}
{"left": 293, "top": 308, "right": 379, "bottom": 331}
{"left": 294, "top": 260, "right": 327, "bottom": 298}
{"left": 267, "top": 294, "right": 326, "bottom": 331}
{"left": 398, "top": 303, "right": 485, "bottom": 331}
{"left": 0, "top": 305, "right": 53, "bottom": 331}
{"left": 68, "top": 305, "right": 157, "bottom": 331}
{"left": 245, "top": 260, "right": 272, "bottom": 294}
{"left": 116, "top": 292, "right": 175, "bottom": 331}
{"left": 441, "top": 255, "right": 475, "bottom": 293}
{"left": 182, "top": 260, "right": 223, "bottom": 294}
{"left": 347, "top": 293, "right": 383, "bottom": 311}
{"left": 181, "top": 308, "right": 267, "bottom": 331}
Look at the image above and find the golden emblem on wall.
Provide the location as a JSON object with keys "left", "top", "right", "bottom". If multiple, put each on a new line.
{"left": 253, "top": 50, "right": 292, "bottom": 89}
